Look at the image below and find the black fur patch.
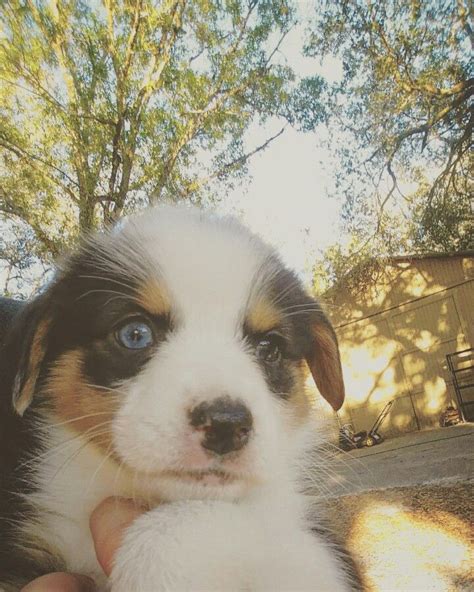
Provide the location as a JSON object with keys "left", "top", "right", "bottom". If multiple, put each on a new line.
{"left": 38, "top": 238, "right": 170, "bottom": 390}
{"left": 0, "top": 299, "right": 63, "bottom": 587}
{"left": 245, "top": 260, "right": 326, "bottom": 400}
{"left": 244, "top": 330, "right": 296, "bottom": 400}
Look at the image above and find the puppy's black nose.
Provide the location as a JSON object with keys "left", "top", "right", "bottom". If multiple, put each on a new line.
{"left": 189, "top": 397, "right": 253, "bottom": 456}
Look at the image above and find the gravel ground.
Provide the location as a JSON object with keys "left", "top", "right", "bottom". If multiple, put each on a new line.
{"left": 320, "top": 482, "right": 473, "bottom": 592}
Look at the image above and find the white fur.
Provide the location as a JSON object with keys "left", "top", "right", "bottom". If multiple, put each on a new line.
{"left": 112, "top": 498, "right": 349, "bottom": 592}
{"left": 25, "top": 206, "right": 352, "bottom": 591}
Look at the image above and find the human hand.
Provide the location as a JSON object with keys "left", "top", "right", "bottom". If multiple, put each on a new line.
{"left": 21, "top": 497, "right": 144, "bottom": 592}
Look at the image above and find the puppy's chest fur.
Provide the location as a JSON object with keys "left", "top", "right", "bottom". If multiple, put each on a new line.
{"left": 16, "top": 421, "right": 127, "bottom": 583}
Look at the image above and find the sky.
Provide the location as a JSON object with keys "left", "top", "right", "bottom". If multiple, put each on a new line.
{"left": 219, "top": 120, "right": 342, "bottom": 280}
{"left": 215, "top": 21, "right": 345, "bottom": 284}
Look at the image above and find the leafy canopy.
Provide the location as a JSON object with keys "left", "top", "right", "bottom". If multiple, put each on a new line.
{"left": 307, "top": 0, "right": 473, "bottom": 292}
{"left": 0, "top": 0, "right": 324, "bottom": 295}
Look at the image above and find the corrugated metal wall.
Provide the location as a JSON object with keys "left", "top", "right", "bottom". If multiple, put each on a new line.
{"left": 328, "top": 255, "right": 474, "bottom": 436}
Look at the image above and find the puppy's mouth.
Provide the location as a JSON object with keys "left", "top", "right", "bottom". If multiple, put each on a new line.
{"left": 161, "top": 467, "right": 239, "bottom": 486}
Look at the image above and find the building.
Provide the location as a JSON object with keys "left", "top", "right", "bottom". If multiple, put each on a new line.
{"left": 326, "top": 252, "right": 474, "bottom": 436}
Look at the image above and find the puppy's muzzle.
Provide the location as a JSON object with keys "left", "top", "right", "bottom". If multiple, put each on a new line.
{"left": 189, "top": 397, "right": 253, "bottom": 456}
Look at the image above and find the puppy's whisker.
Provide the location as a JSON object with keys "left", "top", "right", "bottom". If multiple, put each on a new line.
{"left": 75, "top": 288, "right": 140, "bottom": 304}
{"left": 281, "top": 309, "right": 329, "bottom": 320}
{"left": 317, "top": 441, "right": 374, "bottom": 479}
{"left": 19, "top": 421, "right": 113, "bottom": 472}
{"left": 113, "top": 459, "right": 126, "bottom": 500}
{"left": 77, "top": 274, "right": 137, "bottom": 293}
{"left": 132, "top": 469, "right": 139, "bottom": 508}
{"left": 102, "top": 294, "right": 139, "bottom": 308}
{"left": 269, "top": 271, "right": 304, "bottom": 303}
{"left": 48, "top": 428, "right": 114, "bottom": 483}
{"left": 30, "top": 412, "right": 113, "bottom": 433}
{"left": 280, "top": 302, "right": 320, "bottom": 314}
{"left": 269, "top": 281, "right": 302, "bottom": 309}
{"left": 84, "top": 442, "right": 115, "bottom": 496}
{"left": 305, "top": 444, "right": 372, "bottom": 494}
{"left": 83, "top": 382, "right": 128, "bottom": 397}
{"left": 279, "top": 305, "right": 324, "bottom": 316}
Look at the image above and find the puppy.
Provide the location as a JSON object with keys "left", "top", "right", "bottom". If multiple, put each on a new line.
{"left": 0, "top": 206, "right": 359, "bottom": 591}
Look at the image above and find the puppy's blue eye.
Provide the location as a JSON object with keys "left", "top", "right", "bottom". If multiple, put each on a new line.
{"left": 117, "top": 320, "right": 154, "bottom": 350}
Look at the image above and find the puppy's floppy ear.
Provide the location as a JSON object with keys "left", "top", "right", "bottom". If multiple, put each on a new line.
{"left": 306, "top": 312, "right": 345, "bottom": 411}
{"left": 6, "top": 295, "right": 52, "bottom": 416}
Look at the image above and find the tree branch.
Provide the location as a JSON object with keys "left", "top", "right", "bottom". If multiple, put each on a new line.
{"left": 0, "top": 136, "right": 80, "bottom": 201}
{"left": 0, "top": 190, "right": 62, "bottom": 257}
{"left": 180, "top": 126, "right": 287, "bottom": 198}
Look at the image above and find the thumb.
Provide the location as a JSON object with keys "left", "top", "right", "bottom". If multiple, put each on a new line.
{"left": 89, "top": 497, "right": 145, "bottom": 576}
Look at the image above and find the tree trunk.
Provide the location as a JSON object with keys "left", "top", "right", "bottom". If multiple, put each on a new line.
{"left": 79, "top": 198, "right": 97, "bottom": 231}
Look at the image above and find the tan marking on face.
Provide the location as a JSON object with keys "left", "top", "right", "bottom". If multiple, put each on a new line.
{"left": 287, "top": 361, "right": 311, "bottom": 425}
{"left": 45, "top": 349, "right": 118, "bottom": 454}
{"left": 307, "top": 323, "right": 345, "bottom": 411}
{"left": 137, "top": 279, "right": 171, "bottom": 317}
{"left": 246, "top": 297, "right": 283, "bottom": 334}
{"left": 14, "top": 318, "right": 50, "bottom": 416}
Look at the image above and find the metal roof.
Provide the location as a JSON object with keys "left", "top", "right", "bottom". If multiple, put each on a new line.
{"left": 388, "top": 250, "right": 474, "bottom": 262}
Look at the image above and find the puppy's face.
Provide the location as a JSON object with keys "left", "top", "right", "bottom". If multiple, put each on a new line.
{"left": 10, "top": 207, "right": 344, "bottom": 501}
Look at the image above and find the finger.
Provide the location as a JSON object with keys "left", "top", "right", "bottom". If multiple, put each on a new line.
{"left": 20, "top": 572, "right": 95, "bottom": 592}
{"left": 90, "top": 496, "right": 145, "bottom": 576}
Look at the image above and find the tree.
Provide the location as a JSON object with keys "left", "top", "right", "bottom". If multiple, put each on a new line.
{"left": 0, "top": 0, "right": 320, "bottom": 294}
{"left": 306, "top": 0, "right": 473, "bottom": 290}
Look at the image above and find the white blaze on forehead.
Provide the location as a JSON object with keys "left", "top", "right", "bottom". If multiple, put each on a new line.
{"left": 122, "top": 205, "right": 273, "bottom": 330}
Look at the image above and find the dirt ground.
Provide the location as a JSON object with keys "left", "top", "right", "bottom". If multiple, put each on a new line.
{"left": 322, "top": 482, "right": 473, "bottom": 592}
